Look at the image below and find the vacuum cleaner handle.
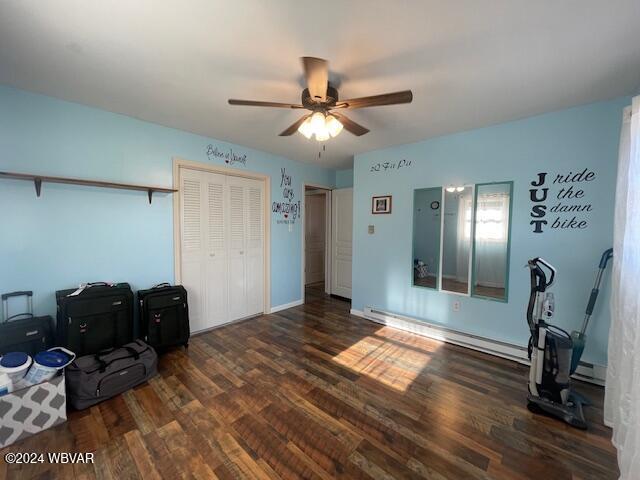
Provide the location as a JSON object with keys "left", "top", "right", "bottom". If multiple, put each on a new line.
{"left": 599, "top": 248, "right": 613, "bottom": 269}
{"left": 580, "top": 247, "right": 613, "bottom": 334}
{"left": 530, "top": 257, "right": 556, "bottom": 289}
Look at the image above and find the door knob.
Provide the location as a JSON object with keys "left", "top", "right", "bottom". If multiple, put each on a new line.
{"left": 210, "top": 253, "right": 215, "bottom": 257}
{"left": 239, "top": 251, "right": 244, "bottom": 255}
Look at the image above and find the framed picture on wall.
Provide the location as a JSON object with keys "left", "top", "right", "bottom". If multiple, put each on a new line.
{"left": 372, "top": 195, "right": 392, "bottom": 214}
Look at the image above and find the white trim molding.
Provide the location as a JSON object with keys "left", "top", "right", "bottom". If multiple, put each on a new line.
{"left": 351, "top": 306, "right": 606, "bottom": 386}
{"left": 270, "top": 299, "right": 304, "bottom": 314}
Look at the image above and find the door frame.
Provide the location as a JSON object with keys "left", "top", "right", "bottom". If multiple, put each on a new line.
{"left": 301, "top": 183, "right": 332, "bottom": 298}
{"left": 172, "top": 157, "right": 271, "bottom": 315}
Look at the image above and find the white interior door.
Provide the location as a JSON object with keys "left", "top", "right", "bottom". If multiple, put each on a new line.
{"left": 179, "top": 168, "right": 265, "bottom": 333}
{"left": 305, "top": 192, "right": 326, "bottom": 285}
{"left": 180, "top": 168, "right": 207, "bottom": 332}
{"left": 331, "top": 188, "right": 353, "bottom": 299}
{"left": 245, "top": 179, "right": 265, "bottom": 316}
{"left": 227, "top": 177, "right": 248, "bottom": 321}
{"left": 204, "top": 172, "right": 228, "bottom": 328}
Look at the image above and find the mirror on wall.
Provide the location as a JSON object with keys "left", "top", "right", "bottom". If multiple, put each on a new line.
{"left": 412, "top": 187, "right": 442, "bottom": 289}
{"left": 441, "top": 186, "right": 474, "bottom": 295}
{"left": 472, "top": 182, "right": 513, "bottom": 301}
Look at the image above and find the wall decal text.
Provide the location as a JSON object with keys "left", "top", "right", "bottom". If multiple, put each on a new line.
{"left": 206, "top": 144, "right": 247, "bottom": 167}
{"left": 529, "top": 168, "right": 596, "bottom": 233}
{"left": 369, "top": 159, "right": 412, "bottom": 173}
{"left": 272, "top": 168, "right": 300, "bottom": 224}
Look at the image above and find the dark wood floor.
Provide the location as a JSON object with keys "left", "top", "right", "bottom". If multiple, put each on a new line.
{"left": 1, "top": 284, "right": 618, "bottom": 479}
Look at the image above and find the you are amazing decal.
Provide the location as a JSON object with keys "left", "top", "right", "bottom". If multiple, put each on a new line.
{"left": 272, "top": 168, "right": 300, "bottom": 225}
{"left": 529, "top": 168, "right": 596, "bottom": 233}
{"left": 206, "top": 144, "right": 247, "bottom": 167}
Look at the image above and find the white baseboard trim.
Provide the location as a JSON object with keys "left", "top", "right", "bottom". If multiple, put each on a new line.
{"left": 270, "top": 299, "right": 304, "bottom": 313}
{"left": 351, "top": 306, "right": 606, "bottom": 386}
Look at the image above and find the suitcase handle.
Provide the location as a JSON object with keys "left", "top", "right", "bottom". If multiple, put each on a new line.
{"left": 2, "top": 291, "right": 34, "bottom": 323}
{"left": 152, "top": 283, "right": 171, "bottom": 289}
{"left": 67, "top": 282, "right": 115, "bottom": 297}
{"left": 6, "top": 313, "right": 34, "bottom": 322}
{"left": 1, "top": 291, "right": 33, "bottom": 301}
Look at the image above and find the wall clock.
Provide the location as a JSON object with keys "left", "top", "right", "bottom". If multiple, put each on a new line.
{"left": 430, "top": 200, "right": 440, "bottom": 210}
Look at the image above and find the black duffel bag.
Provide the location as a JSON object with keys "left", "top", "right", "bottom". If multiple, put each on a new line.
{"left": 66, "top": 339, "right": 157, "bottom": 410}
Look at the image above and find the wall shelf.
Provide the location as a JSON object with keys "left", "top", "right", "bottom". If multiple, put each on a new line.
{"left": 0, "top": 171, "right": 177, "bottom": 204}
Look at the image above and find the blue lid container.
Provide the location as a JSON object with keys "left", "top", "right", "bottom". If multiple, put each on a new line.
{"left": 0, "top": 352, "right": 30, "bottom": 368}
{"left": 34, "top": 350, "right": 70, "bottom": 368}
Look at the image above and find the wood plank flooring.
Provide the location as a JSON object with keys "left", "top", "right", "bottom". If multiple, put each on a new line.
{"left": 1, "top": 284, "right": 618, "bottom": 479}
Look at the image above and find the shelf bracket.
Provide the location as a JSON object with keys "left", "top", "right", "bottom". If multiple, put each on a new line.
{"left": 34, "top": 178, "right": 42, "bottom": 197}
{"left": 148, "top": 189, "right": 153, "bottom": 204}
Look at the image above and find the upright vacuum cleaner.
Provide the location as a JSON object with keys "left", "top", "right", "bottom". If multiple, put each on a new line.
{"left": 525, "top": 248, "right": 612, "bottom": 429}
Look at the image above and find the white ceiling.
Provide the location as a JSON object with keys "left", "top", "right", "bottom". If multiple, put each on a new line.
{"left": 1, "top": 1, "right": 639, "bottom": 169}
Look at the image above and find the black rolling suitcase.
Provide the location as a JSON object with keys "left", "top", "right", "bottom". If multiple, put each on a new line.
{"left": 56, "top": 282, "right": 134, "bottom": 357}
{"left": 1, "top": 291, "right": 54, "bottom": 356}
{"left": 137, "top": 283, "right": 189, "bottom": 350}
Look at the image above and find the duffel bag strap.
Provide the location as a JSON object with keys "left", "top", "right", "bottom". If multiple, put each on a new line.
{"left": 152, "top": 282, "right": 171, "bottom": 289}
{"left": 94, "top": 347, "right": 116, "bottom": 371}
{"left": 95, "top": 347, "right": 117, "bottom": 358}
{"left": 123, "top": 346, "right": 140, "bottom": 360}
{"left": 95, "top": 357, "right": 108, "bottom": 373}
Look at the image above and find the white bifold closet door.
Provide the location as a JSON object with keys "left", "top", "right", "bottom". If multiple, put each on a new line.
{"left": 180, "top": 168, "right": 264, "bottom": 333}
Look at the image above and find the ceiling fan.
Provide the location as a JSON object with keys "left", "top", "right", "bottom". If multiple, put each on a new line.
{"left": 228, "top": 57, "right": 413, "bottom": 141}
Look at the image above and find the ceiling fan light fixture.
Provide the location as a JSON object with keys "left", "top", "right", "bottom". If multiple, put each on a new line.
{"left": 229, "top": 57, "right": 413, "bottom": 141}
{"left": 310, "top": 111, "right": 326, "bottom": 132}
{"left": 315, "top": 129, "right": 330, "bottom": 142}
{"left": 325, "top": 115, "right": 343, "bottom": 138}
{"left": 297, "top": 117, "right": 314, "bottom": 139}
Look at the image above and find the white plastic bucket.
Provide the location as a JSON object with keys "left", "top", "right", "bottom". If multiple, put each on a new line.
{"left": 0, "top": 352, "right": 32, "bottom": 385}
{"left": 0, "top": 373, "right": 12, "bottom": 396}
{"left": 21, "top": 347, "right": 75, "bottom": 387}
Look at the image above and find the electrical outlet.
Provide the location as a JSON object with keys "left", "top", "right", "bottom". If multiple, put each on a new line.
{"left": 368, "top": 225, "right": 375, "bottom": 234}
{"left": 452, "top": 300, "right": 461, "bottom": 312}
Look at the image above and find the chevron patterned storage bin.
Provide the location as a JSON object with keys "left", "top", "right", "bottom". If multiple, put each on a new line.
{"left": 0, "top": 374, "right": 67, "bottom": 448}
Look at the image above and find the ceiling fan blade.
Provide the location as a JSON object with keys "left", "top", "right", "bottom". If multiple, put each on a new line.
{"left": 279, "top": 114, "right": 312, "bottom": 136}
{"left": 228, "top": 99, "right": 304, "bottom": 109}
{"left": 331, "top": 112, "right": 369, "bottom": 136}
{"left": 301, "top": 57, "right": 328, "bottom": 102}
{"left": 334, "top": 90, "right": 413, "bottom": 109}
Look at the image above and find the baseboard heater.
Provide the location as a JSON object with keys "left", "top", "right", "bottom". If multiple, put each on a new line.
{"left": 355, "top": 306, "right": 606, "bottom": 386}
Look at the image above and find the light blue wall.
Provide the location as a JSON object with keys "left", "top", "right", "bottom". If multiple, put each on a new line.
{"left": 335, "top": 168, "right": 354, "bottom": 188}
{"left": 353, "top": 97, "right": 629, "bottom": 366}
{"left": 0, "top": 86, "right": 335, "bottom": 316}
